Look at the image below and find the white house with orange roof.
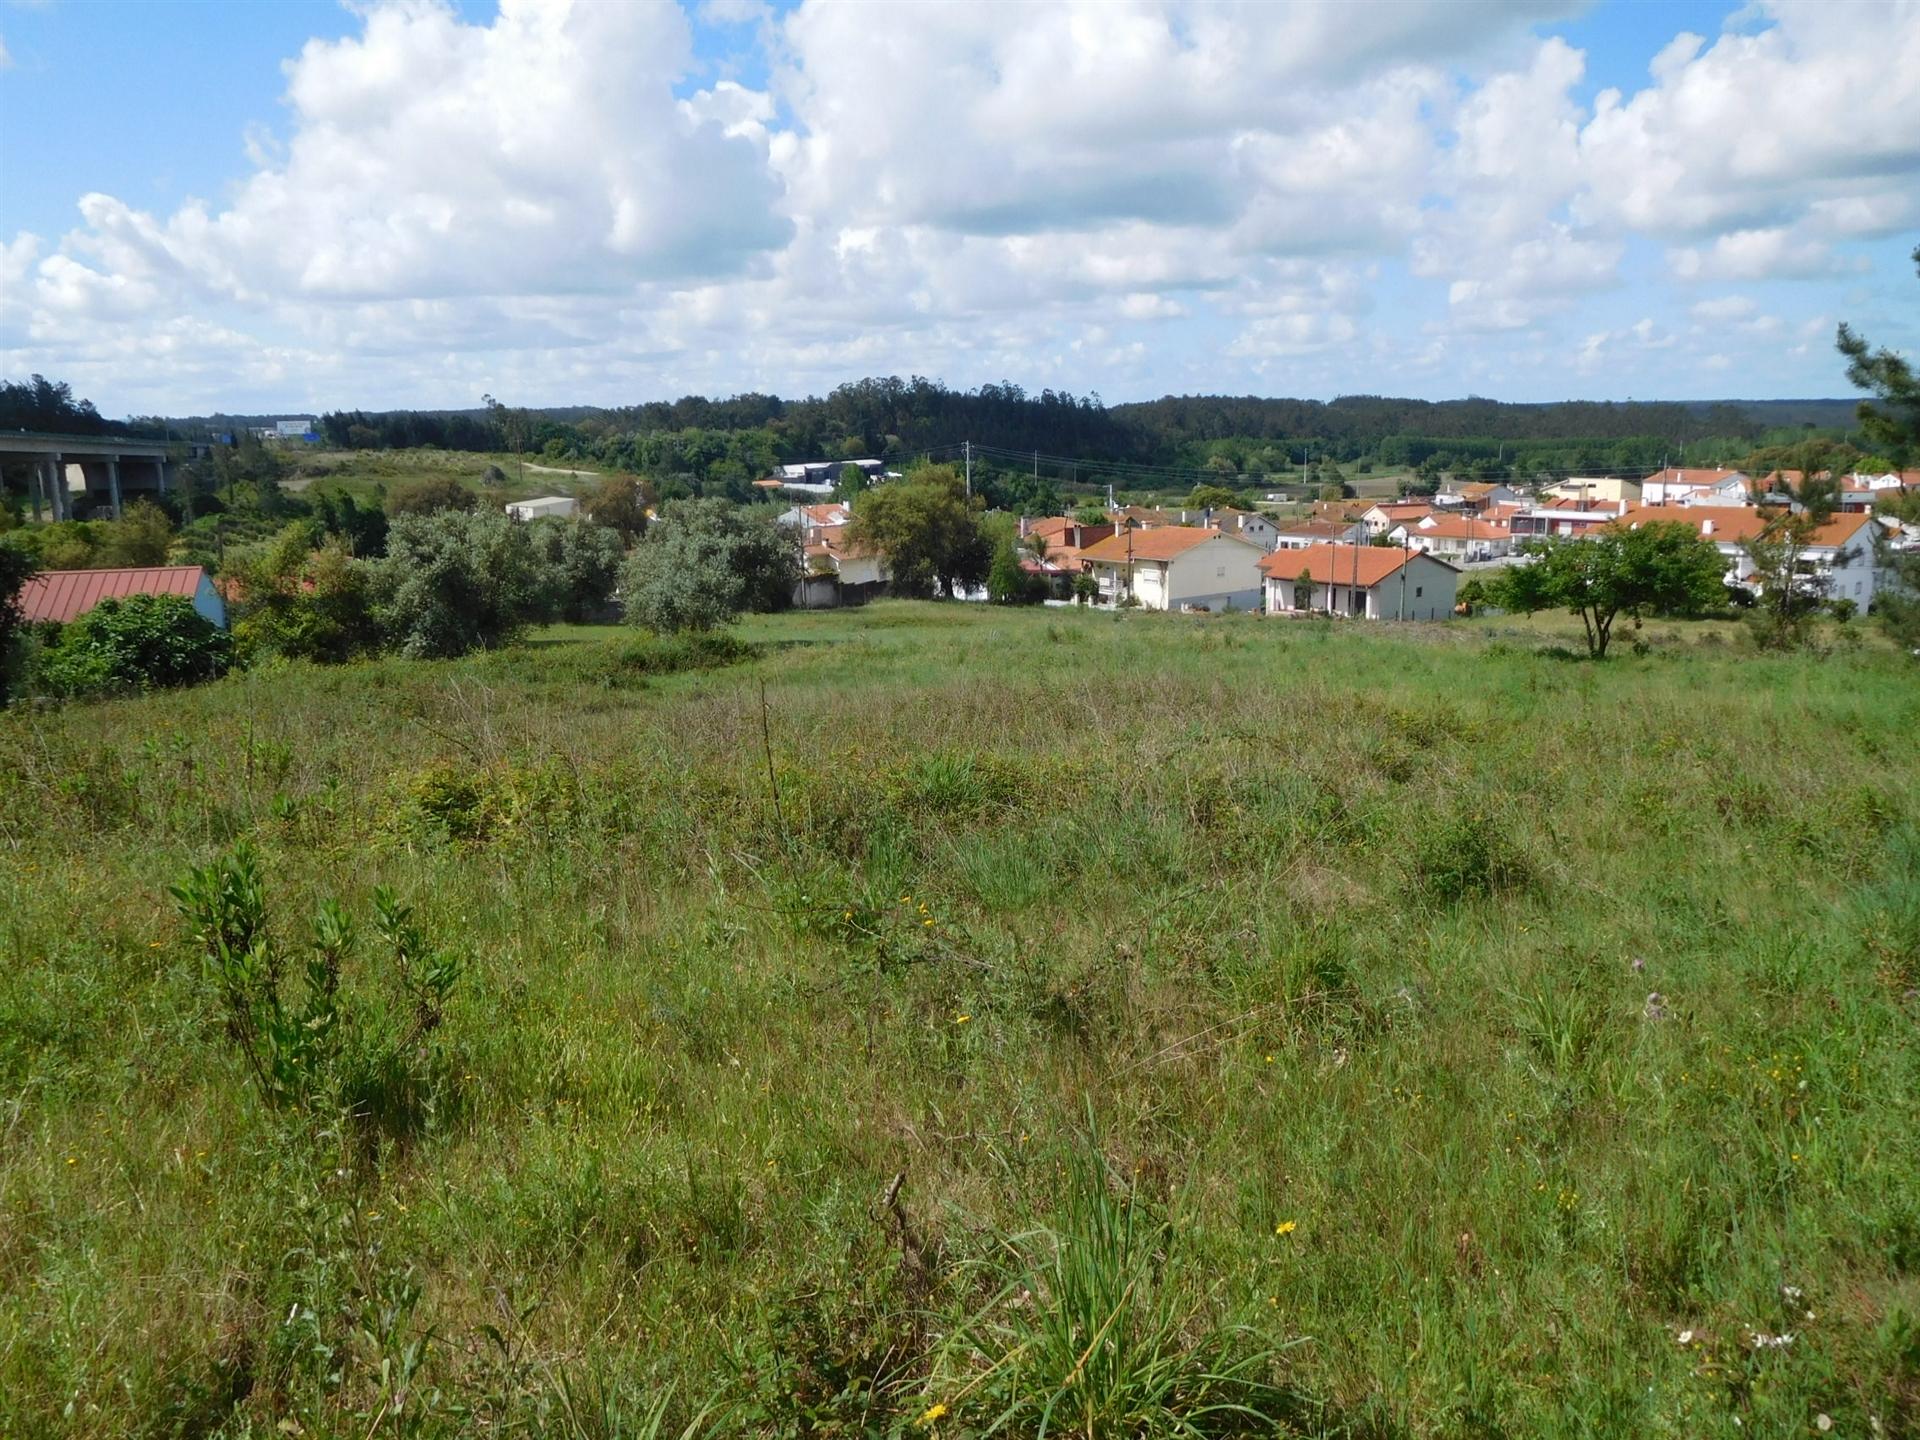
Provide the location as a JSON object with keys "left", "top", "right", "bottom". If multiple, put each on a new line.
{"left": 1618, "top": 505, "right": 1885, "bottom": 609}
{"left": 1391, "top": 513, "right": 1513, "bottom": 563}
{"left": 1272, "top": 517, "right": 1367, "bottom": 550}
{"left": 1361, "top": 500, "right": 1434, "bottom": 537}
{"left": 1078, "top": 526, "right": 1265, "bottom": 611}
{"left": 1258, "top": 544, "right": 1458, "bottom": 620}
{"left": 777, "top": 500, "right": 889, "bottom": 605}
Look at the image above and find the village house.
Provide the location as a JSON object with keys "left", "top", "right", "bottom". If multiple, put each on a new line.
{"left": 1641, "top": 467, "right": 1750, "bottom": 506}
{"left": 1078, "top": 526, "right": 1265, "bottom": 611}
{"left": 1435, "top": 480, "right": 1523, "bottom": 513}
{"left": 776, "top": 501, "right": 889, "bottom": 606}
{"left": 1361, "top": 500, "right": 1434, "bottom": 537}
{"left": 20, "top": 566, "right": 228, "bottom": 629}
{"left": 1271, "top": 517, "right": 1367, "bottom": 550}
{"left": 1544, "top": 476, "right": 1642, "bottom": 507}
{"left": 1617, "top": 505, "right": 1885, "bottom": 610}
{"left": 1018, "top": 515, "right": 1115, "bottom": 584}
{"left": 1258, "top": 544, "right": 1459, "bottom": 621}
{"left": 1110, "top": 504, "right": 1174, "bottom": 530}
{"left": 1507, "top": 498, "right": 1627, "bottom": 540}
{"left": 1392, "top": 514, "right": 1514, "bottom": 563}
{"left": 1167, "top": 506, "right": 1282, "bottom": 550}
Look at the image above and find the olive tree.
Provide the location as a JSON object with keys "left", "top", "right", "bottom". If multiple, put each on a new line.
{"left": 1492, "top": 521, "right": 1728, "bottom": 658}
{"left": 371, "top": 509, "right": 551, "bottom": 657}
{"left": 621, "top": 498, "right": 797, "bottom": 633}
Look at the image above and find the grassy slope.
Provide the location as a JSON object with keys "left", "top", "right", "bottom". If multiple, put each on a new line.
{"left": 2, "top": 605, "right": 1917, "bottom": 1437}
{"left": 281, "top": 447, "right": 617, "bottom": 506}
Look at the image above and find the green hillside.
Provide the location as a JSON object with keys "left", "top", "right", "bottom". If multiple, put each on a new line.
{"left": 3, "top": 605, "right": 1916, "bottom": 1437}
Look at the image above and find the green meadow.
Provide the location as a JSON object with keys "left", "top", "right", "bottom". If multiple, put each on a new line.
{"left": 2, "top": 604, "right": 1916, "bottom": 1438}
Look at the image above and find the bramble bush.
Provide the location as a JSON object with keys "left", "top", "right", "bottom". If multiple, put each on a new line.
{"left": 34, "top": 592, "right": 232, "bottom": 697}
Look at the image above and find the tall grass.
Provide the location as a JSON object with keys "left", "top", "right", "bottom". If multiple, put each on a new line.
{"left": 1, "top": 601, "right": 1916, "bottom": 1436}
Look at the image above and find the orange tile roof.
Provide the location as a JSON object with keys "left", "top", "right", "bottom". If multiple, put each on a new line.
{"left": 1411, "top": 516, "right": 1510, "bottom": 541}
{"left": 1259, "top": 544, "right": 1446, "bottom": 585}
{"left": 1080, "top": 526, "right": 1231, "bottom": 563}
{"left": 1618, "top": 506, "right": 1873, "bottom": 548}
{"left": 19, "top": 566, "right": 208, "bottom": 624}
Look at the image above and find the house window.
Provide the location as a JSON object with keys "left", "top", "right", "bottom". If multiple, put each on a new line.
{"left": 1415, "top": 585, "right": 1423, "bottom": 597}
{"left": 1217, "top": 565, "right": 1226, "bottom": 578}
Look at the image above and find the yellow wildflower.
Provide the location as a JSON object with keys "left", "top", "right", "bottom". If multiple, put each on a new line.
{"left": 953, "top": 1014, "right": 971, "bottom": 1025}
{"left": 1274, "top": 1220, "right": 1297, "bottom": 1236}
{"left": 918, "top": 1402, "right": 948, "bottom": 1427}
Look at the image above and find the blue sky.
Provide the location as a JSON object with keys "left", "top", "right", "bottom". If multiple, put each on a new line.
{"left": 1, "top": 0, "right": 1915, "bottom": 417}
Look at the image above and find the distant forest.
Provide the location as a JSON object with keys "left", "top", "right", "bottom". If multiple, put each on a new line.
{"left": 295, "top": 381, "right": 1868, "bottom": 500}
{"left": 4, "top": 371, "right": 1874, "bottom": 506}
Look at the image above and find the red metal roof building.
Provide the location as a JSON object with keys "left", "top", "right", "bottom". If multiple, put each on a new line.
{"left": 18, "top": 566, "right": 227, "bottom": 628}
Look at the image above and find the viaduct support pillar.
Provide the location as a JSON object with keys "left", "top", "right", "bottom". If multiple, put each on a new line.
{"left": 108, "top": 458, "right": 123, "bottom": 518}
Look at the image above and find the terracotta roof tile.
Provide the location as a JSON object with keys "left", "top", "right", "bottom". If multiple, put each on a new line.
{"left": 1080, "top": 526, "right": 1235, "bottom": 562}
{"left": 1260, "top": 544, "right": 1450, "bottom": 585}
{"left": 1618, "top": 506, "right": 1872, "bottom": 548}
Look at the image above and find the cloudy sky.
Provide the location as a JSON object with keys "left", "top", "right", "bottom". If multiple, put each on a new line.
{"left": 1, "top": 0, "right": 1916, "bottom": 417}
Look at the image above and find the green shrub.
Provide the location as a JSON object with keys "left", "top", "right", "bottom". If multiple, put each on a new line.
{"left": 622, "top": 498, "right": 796, "bottom": 633}
{"left": 34, "top": 593, "right": 232, "bottom": 697}
{"left": 171, "top": 843, "right": 463, "bottom": 1139}
{"left": 1415, "top": 802, "right": 1534, "bottom": 904}
{"left": 372, "top": 508, "right": 552, "bottom": 657}
{"left": 232, "top": 535, "right": 380, "bottom": 665}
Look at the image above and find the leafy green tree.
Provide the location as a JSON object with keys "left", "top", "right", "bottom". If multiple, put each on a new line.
{"left": 582, "top": 474, "right": 652, "bottom": 545}
{"left": 1837, "top": 245, "right": 1920, "bottom": 468}
{"left": 9, "top": 520, "right": 101, "bottom": 571}
{"left": 232, "top": 525, "right": 379, "bottom": 665}
{"left": 36, "top": 593, "right": 233, "bottom": 696}
{"left": 1185, "top": 483, "right": 1244, "bottom": 512}
{"left": 1836, "top": 246, "right": 1920, "bottom": 653}
{"left": 1493, "top": 522, "right": 1728, "bottom": 658}
{"left": 97, "top": 499, "right": 175, "bottom": 567}
{"left": 986, "top": 541, "right": 1044, "bottom": 605}
{"left": 1742, "top": 476, "right": 1840, "bottom": 651}
{"left": 621, "top": 498, "right": 797, "bottom": 633}
{"left": 1074, "top": 505, "right": 1110, "bottom": 527}
{"left": 834, "top": 463, "right": 871, "bottom": 502}
{"left": 388, "top": 475, "right": 480, "bottom": 517}
{"left": 371, "top": 509, "right": 550, "bottom": 658}
{"left": 0, "top": 543, "right": 36, "bottom": 706}
{"left": 849, "top": 465, "right": 990, "bottom": 598}
{"left": 311, "top": 489, "right": 388, "bottom": 557}
{"left": 531, "top": 517, "right": 625, "bottom": 623}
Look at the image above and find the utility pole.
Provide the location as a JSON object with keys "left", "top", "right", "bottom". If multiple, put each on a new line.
{"left": 1350, "top": 529, "right": 1361, "bottom": 619}
{"left": 964, "top": 440, "right": 972, "bottom": 499}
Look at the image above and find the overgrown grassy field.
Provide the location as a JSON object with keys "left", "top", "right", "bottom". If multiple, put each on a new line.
{"left": 3, "top": 604, "right": 1917, "bottom": 1437}
{"left": 282, "top": 448, "right": 615, "bottom": 505}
